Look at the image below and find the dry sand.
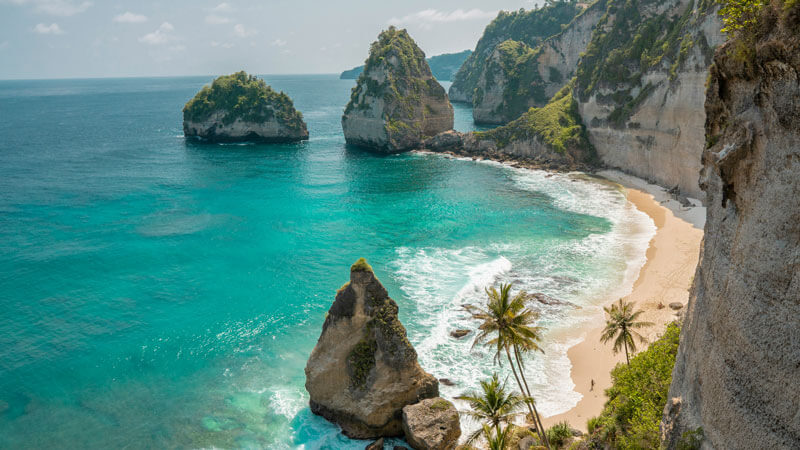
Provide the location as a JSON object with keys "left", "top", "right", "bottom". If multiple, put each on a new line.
{"left": 541, "top": 173, "right": 704, "bottom": 432}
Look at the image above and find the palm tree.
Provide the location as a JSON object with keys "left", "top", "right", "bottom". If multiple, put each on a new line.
{"left": 600, "top": 298, "right": 654, "bottom": 365}
{"left": 482, "top": 423, "right": 514, "bottom": 450}
{"left": 466, "top": 283, "right": 550, "bottom": 449}
{"left": 458, "top": 373, "right": 525, "bottom": 445}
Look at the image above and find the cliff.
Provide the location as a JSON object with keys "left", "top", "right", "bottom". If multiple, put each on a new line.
{"left": 305, "top": 259, "right": 439, "bottom": 439}
{"left": 575, "top": 0, "right": 725, "bottom": 199}
{"left": 448, "top": 2, "right": 584, "bottom": 104}
{"left": 662, "top": 3, "right": 800, "bottom": 448}
{"left": 341, "top": 50, "right": 472, "bottom": 81}
{"left": 341, "top": 27, "right": 454, "bottom": 152}
{"left": 183, "top": 71, "right": 308, "bottom": 143}
{"left": 472, "top": 1, "right": 608, "bottom": 124}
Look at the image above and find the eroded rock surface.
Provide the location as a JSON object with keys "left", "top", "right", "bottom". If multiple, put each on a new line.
{"left": 305, "top": 259, "right": 438, "bottom": 439}
{"left": 401, "top": 398, "right": 460, "bottom": 450}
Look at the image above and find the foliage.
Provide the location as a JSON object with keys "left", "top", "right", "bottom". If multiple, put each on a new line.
{"left": 600, "top": 298, "right": 653, "bottom": 365}
{"left": 483, "top": 423, "right": 516, "bottom": 450}
{"left": 346, "top": 335, "right": 376, "bottom": 388}
{"left": 350, "top": 257, "right": 373, "bottom": 273}
{"left": 586, "top": 322, "right": 682, "bottom": 449}
{"left": 718, "top": 0, "right": 767, "bottom": 34}
{"left": 677, "top": 427, "right": 704, "bottom": 450}
{"left": 477, "top": 39, "right": 548, "bottom": 121}
{"left": 451, "top": 1, "right": 584, "bottom": 100}
{"left": 458, "top": 373, "right": 526, "bottom": 445}
{"left": 183, "top": 71, "right": 304, "bottom": 131}
{"left": 546, "top": 421, "right": 574, "bottom": 448}
{"left": 339, "top": 50, "right": 472, "bottom": 81}
{"left": 475, "top": 80, "right": 595, "bottom": 160}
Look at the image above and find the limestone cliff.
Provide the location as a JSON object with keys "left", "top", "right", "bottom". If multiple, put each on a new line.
{"left": 575, "top": 0, "right": 725, "bottom": 199}
{"left": 341, "top": 27, "right": 453, "bottom": 152}
{"left": 449, "top": 2, "right": 584, "bottom": 104}
{"left": 183, "top": 71, "right": 308, "bottom": 143}
{"left": 305, "top": 259, "right": 439, "bottom": 439}
{"left": 471, "top": 1, "right": 607, "bottom": 124}
{"left": 662, "top": 3, "right": 800, "bottom": 448}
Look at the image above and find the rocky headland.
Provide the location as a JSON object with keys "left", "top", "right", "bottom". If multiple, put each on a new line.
{"left": 662, "top": 2, "right": 800, "bottom": 448}
{"left": 304, "top": 258, "right": 440, "bottom": 440}
{"left": 183, "top": 71, "right": 308, "bottom": 143}
{"left": 341, "top": 27, "right": 454, "bottom": 152}
{"left": 339, "top": 50, "right": 472, "bottom": 82}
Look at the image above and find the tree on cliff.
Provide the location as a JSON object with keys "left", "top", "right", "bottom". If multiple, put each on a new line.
{"left": 458, "top": 373, "right": 525, "bottom": 445}
{"left": 600, "top": 299, "right": 653, "bottom": 365}
{"left": 466, "top": 283, "right": 551, "bottom": 449}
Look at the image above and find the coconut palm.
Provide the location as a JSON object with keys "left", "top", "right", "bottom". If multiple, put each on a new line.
{"left": 466, "top": 283, "right": 550, "bottom": 449}
{"left": 600, "top": 298, "right": 654, "bottom": 365}
{"left": 458, "top": 373, "right": 525, "bottom": 444}
{"left": 483, "top": 423, "right": 514, "bottom": 450}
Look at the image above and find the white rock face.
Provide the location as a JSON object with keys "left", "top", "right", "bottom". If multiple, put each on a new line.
{"left": 184, "top": 110, "right": 308, "bottom": 143}
{"left": 578, "top": 3, "right": 725, "bottom": 199}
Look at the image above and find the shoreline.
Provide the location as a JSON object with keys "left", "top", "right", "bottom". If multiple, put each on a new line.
{"left": 541, "top": 173, "right": 704, "bottom": 432}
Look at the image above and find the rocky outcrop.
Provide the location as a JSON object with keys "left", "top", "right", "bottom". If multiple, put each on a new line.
{"left": 183, "top": 71, "right": 308, "bottom": 143}
{"left": 401, "top": 398, "right": 461, "bottom": 450}
{"left": 340, "top": 50, "right": 472, "bottom": 82}
{"left": 575, "top": 0, "right": 725, "bottom": 199}
{"left": 305, "top": 258, "right": 439, "bottom": 439}
{"left": 449, "top": 3, "right": 584, "bottom": 103}
{"left": 471, "top": 1, "right": 607, "bottom": 124}
{"left": 342, "top": 27, "right": 453, "bottom": 152}
{"left": 662, "top": 3, "right": 800, "bottom": 449}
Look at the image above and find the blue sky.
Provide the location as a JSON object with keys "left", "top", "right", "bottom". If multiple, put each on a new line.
{"left": 0, "top": 0, "right": 544, "bottom": 79}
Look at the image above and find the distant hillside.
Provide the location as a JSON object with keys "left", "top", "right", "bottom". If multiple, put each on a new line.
{"left": 339, "top": 50, "right": 472, "bottom": 81}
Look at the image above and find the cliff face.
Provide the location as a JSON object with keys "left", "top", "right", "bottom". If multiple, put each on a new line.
{"left": 449, "top": 3, "right": 583, "bottom": 103}
{"left": 662, "top": 4, "right": 800, "bottom": 448}
{"left": 342, "top": 27, "right": 453, "bottom": 152}
{"left": 339, "top": 50, "right": 472, "bottom": 81}
{"left": 575, "top": 0, "right": 724, "bottom": 199}
{"left": 183, "top": 71, "right": 308, "bottom": 143}
{"left": 472, "top": 1, "right": 607, "bottom": 124}
{"left": 305, "top": 259, "right": 438, "bottom": 439}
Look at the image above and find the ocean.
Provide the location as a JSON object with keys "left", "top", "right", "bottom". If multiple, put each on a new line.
{"left": 0, "top": 74, "right": 655, "bottom": 448}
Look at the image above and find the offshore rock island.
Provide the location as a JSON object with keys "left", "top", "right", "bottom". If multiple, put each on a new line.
{"left": 183, "top": 71, "right": 309, "bottom": 143}
{"left": 342, "top": 27, "right": 454, "bottom": 152}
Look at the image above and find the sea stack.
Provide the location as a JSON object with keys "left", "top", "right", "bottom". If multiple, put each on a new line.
{"left": 183, "top": 71, "right": 308, "bottom": 143}
{"left": 342, "top": 27, "right": 454, "bottom": 152}
{"left": 305, "top": 258, "right": 439, "bottom": 439}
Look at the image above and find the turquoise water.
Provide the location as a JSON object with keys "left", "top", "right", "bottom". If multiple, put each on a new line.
{"left": 0, "top": 75, "right": 654, "bottom": 448}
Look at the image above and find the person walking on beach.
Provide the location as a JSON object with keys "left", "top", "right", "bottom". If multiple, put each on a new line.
{"left": 590, "top": 379, "right": 595, "bottom": 391}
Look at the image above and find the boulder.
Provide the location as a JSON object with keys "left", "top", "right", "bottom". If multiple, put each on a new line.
{"left": 449, "top": 329, "right": 471, "bottom": 339}
{"left": 402, "top": 398, "right": 461, "bottom": 450}
{"left": 183, "top": 71, "right": 308, "bottom": 143}
{"left": 305, "top": 258, "right": 439, "bottom": 439}
{"left": 366, "top": 438, "right": 384, "bottom": 450}
{"left": 668, "top": 302, "right": 683, "bottom": 311}
{"left": 342, "top": 27, "right": 454, "bottom": 152}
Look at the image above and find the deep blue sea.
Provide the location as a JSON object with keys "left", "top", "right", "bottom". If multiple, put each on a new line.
{"left": 0, "top": 75, "right": 654, "bottom": 448}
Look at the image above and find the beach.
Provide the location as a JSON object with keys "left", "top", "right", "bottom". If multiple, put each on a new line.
{"left": 542, "top": 170, "right": 705, "bottom": 432}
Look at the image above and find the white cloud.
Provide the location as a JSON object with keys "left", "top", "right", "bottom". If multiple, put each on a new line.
{"left": 211, "top": 41, "right": 234, "bottom": 49}
{"left": 233, "top": 24, "right": 256, "bottom": 38}
{"left": 388, "top": 8, "right": 497, "bottom": 28}
{"left": 8, "top": 0, "right": 93, "bottom": 16}
{"left": 33, "top": 22, "right": 63, "bottom": 34}
{"left": 205, "top": 14, "right": 230, "bottom": 24}
{"left": 270, "top": 39, "right": 286, "bottom": 47}
{"left": 138, "top": 22, "right": 175, "bottom": 45}
{"left": 209, "top": 2, "right": 233, "bottom": 12}
{"left": 113, "top": 12, "right": 147, "bottom": 23}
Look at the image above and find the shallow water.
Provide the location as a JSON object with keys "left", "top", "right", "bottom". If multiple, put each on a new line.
{"left": 0, "top": 75, "right": 654, "bottom": 448}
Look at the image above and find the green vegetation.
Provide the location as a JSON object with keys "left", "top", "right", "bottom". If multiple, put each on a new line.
{"left": 350, "top": 257, "right": 373, "bottom": 273}
{"left": 478, "top": 39, "right": 548, "bottom": 121}
{"left": 183, "top": 71, "right": 305, "bottom": 131}
{"left": 339, "top": 50, "right": 472, "bottom": 81}
{"left": 451, "top": 1, "right": 584, "bottom": 100}
{"left": 475, "top": 81, "right": 595, "bottom": 159}
{"left": 466, "top": 283, "right": 550, "bottom": 449}
{"left": 584, "top": 322, "right": 682, "bottom": 449}
{"left": 458, "top": 373, "right": 525, "bottom": 445}
{"left": 718, "top": 0, "right": 767, "bottom": 34}
{"left": 545, "top": 421, "right": 574, "bottom": 448}
{"left": 600, "top": 299, "right": 654, "bottom": 365}
{"left": 347, "top": 335, "right": 377, "bottom": 388}
{"left": 429, "top": 398, "right": 453, "bottom": 411}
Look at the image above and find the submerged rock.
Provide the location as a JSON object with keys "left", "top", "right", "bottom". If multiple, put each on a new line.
{"left": 305, "top": 258, "right": 439, "bottom": 439}
{"left": 342, "top": 27, "right": 454, "bottom": 152}
{"left": 183, "top": 71, "right": 308, "bottom": 143}
{"left": 402, "top": 398, "right": 461, "bottom": 450}
{"left": 365, "top": 438, "right": 384, "bottom": 450}
{"left": 449, "top": 329, "right": 470, "bottom": 339}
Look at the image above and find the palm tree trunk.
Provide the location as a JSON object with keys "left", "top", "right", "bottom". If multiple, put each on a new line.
{"left": 504, "top": 347, "right": 547, "bottom": 448}
{"left": 624, "top": 338, "right": 630, "bottom": 365}
{"left": 513, "top": 344, "right": 550, "bottom": 450}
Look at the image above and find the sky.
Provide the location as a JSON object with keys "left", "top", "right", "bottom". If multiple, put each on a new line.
{"left": 0, "top": 0, "right": 545, "bottom": 79}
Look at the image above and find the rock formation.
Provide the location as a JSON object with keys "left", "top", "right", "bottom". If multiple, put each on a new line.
{"left": 340, "top": 50, "right": 472, "bottom": 82}
{"left": 183, "top": 71, "right": 308, "bottom": 143}
{"left": 305, "top": 258, "right": 439, "bottom": 439}
{"left": 401, "top": 398, "right": 461, "bottom": 450}
{"left": 662, "top": 3, "right": 800, "bottom": 449}
{"left": 341, "top": 27, "right": 454, "bottom": 152}
{"left": 575, "top": 0, "right": 725, "bottom": 199}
